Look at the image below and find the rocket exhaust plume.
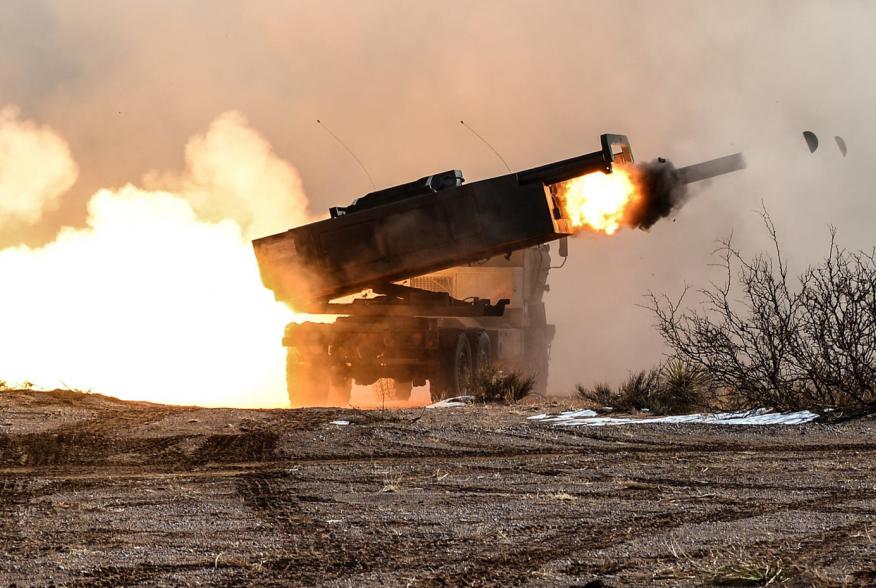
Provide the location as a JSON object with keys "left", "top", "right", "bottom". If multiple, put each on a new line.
{"left": 0, "top": 108, "right": 421, "bottom": 409}
{"left": 0, "top": 109, "right": 324, "bottom": 408}
{"left": 625, "top": 158, "right": 688, "bottom": 230}
{"left": 556, "top": 153, "right": 745, "bottom": 235}
{"left": 0, "top": 106, "right": 78, "bottom": 229}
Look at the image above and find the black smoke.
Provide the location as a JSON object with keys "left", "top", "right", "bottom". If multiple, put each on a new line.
{"left": 625, "top": 159, "right": 689, "bottom": 230}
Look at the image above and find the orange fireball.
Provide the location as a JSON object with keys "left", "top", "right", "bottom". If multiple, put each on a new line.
{"left": 555, "top": 166, "right": 640, "bottom": 235}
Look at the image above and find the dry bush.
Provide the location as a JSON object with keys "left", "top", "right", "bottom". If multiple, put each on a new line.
{"left": 618, "top": 367, "right": 662, "bottom": 410}
{"left": 575, "top": 363, "right": 706, "bottom": 415}
{"left": 649, "top": 209, "right": 876, "bottom": 411}
{"left": 575, "top": 382, "right": 614, "bottom": 406}
{"left": 473, "top": 366, "right": 535, "bottom": 403}
{"left": 653, "top": 360, "right": 710, "bottom": 414}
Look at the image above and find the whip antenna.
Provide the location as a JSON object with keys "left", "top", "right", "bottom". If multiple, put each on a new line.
{"left": 460, "top": 120, "right": 511, "bottom": 173}
{"left": 316, "top": 119, "right": 376, "bottom": 189}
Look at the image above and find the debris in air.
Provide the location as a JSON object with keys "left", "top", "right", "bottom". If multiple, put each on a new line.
{"left": 803, "top": 131, "right": 819, "bottom": 153}
{"left": 528, "top": 408, "right": 819, "bottom": 427}
{"left": 835, "top": 135, "right": 847, "bottom": 156}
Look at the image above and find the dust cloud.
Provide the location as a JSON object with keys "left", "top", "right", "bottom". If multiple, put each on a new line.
{"left": 626, "top": 160, "right": 688, "bottom": 231}
{"left": 0, "top": 106, "right": 77, "bottom": 229}
{"left": 0, "top": 111, "right": 306, "bottom": 407}
{"left": 2, "top": 0, "right": 875, "bottom": 397}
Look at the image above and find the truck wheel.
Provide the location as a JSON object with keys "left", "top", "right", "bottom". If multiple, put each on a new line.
{"left": 472, "top": 331, "right": 492, "bottom": 376}
{"left": 286, "top": 361, "right": 330, "bottom": 408}
{"left": 428, "top": 378, "right": 447, "bottom": 403}
{"left": 448, "top": 333, "right": 473, "bottom": 397}
{"left": 373, "top": 378, "right": 411, "bottom": 402}
{"left": 287, "top": 347, "right": 339, "bottom": 408}
{"left": 391, "top": 380, "right": 413, "bottom": 401}
{"left": 329, "top": 378, "right": 352, "bottom": 406}
{"left": 532, "top": 350, "right": 549, "bottom": 396}
{"left": 430, "top": 332, "right": 473, "bottom": 402}
{"left": 525, "top": 325, "right": 551, "bottom": 396}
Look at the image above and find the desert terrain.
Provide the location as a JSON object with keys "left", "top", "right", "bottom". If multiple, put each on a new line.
{"left": 1, "top": 389, "right": 874, "bottom": 587}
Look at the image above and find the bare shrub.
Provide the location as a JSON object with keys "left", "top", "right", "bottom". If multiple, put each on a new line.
{"left": 649, "top": 209, "right": 876, "bottom": 411}
{"left": 795, "top": 236, "right": 876, "bottom": 407}
{"left": 618, "top": 368, "right": 662, "bottom": 410}
{"left": 575, "top": 382, "right": 614, "bottom": 406}
{"left": 576, "top": 364, "right": 705, "bottom": 415}
{"left": 473, "top": 367, "right": 535, "bottom": 403}
{"left": 653, "top": 360, "right": 709, "bottom": 414}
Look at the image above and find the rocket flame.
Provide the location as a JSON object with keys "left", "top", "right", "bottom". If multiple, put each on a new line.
{"left": 555, "top": 167, "right": 640, "bottom": 235}
{"left": 0, "top": 110, "right": 322, "bottom": 408}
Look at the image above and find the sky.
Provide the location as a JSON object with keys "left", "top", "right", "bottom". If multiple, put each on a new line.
{"left": 2, "top": 0, "right": 875, "bottom": 397}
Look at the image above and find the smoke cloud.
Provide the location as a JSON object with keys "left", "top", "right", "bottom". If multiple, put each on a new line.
{"left": 2, "top": 0, "right": 875, "bottom": 397}
{"left": 0, "top": 111, "right": 311, "bottom": 408}
{"left": 626, "top": 160, "right": 688, "bottom": 230}
{"left": 144, "top": 111, "right": 312, "bottom": 240}
{"left": 0, "top": 106, "right": 77, "bottom": 229}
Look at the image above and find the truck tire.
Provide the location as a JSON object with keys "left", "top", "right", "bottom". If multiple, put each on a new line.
{"left": 391, "top": 380, "right": 413, "bottom": 401}
{"left": 286, "top": 348, "right": 351, "bottom": 408}
{"left": 428, "top": 378, "right": 447, "bottom": 403}
{"left": 373, "top": 378, "right": 412, "bottom": 402}
{"left": 329, "top": 377, "right": 352, "bottom": 406}
{"left": 472, "top": 331, "right": 492, "bottom": 376}
{"left": 441, "top": 333, "right": 473, "bottom": 401}
{"left": 287, "top": 363, "right": 352, "bottom": 407}
{"left": 531, "top": 348, "right": 549, "bottom": 396}
{"left": 286, "top": 359, "right": 329, "bottom": 408}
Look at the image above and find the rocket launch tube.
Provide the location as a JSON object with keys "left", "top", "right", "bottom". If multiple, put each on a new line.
{"left": 677, "top": 152, "right": 746, "bottom": 184}
{"left": 252, "top": 134, "right": 744, "bottom": 309}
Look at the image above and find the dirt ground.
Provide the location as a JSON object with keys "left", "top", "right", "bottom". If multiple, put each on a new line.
{"left": 1, "top": 389, "right": 874, "bottom": 587}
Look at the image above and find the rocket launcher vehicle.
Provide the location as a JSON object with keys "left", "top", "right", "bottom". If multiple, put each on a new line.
{"left": 253, "top": 134, "right": 744, "bottom": 312}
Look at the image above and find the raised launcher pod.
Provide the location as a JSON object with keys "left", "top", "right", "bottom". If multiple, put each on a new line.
{"left": 253, "top": 134, "right": 633, "bottom": 310}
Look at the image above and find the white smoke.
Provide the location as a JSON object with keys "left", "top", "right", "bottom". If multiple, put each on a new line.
{"left": 0, "top": 110, "right": 313, "bottom": 408}
{"left": 0, "top": 106, "right": 78, "bottom": 229}
{"left": 144, "top": 111, "right": 313, "bottom": 239}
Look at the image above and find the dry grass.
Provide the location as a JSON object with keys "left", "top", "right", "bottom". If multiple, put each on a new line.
{"left": 654, "top": 541, "right": 842, "bottom": 586}
{"left": 542, "top": 492, "right": 577, "bottom": 502}
{"left": 576, "top": 361, "right": 710, "bottom": 415}
{"left": 575, "top": 382, "right": 614, "bottom": 406}
{"left": 380, "top": 473, "right": 403, "bottom": 493}
{"left": 472, "top": 366, "right": 535, "bottom": 404}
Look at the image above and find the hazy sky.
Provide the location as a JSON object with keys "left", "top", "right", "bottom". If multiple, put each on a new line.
{"left": 2, "top": 0, "right": 875, "bottom": 394}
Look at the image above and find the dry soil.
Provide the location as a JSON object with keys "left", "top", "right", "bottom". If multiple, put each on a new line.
{"left": 1, "top": 389, "right": 874, "bottom": 587}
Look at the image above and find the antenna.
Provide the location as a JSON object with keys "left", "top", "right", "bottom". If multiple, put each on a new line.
{"left": 460, "top": 120, "right": 512, "bottom": 173}
{"left": 316, "top": 119, "right": 376, "bottom": 189}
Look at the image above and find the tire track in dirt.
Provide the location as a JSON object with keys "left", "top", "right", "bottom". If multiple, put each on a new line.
{"left": 234, "top": 471, "right": 391, "bottom": 585}
{"left": 1, "top": 432, "right": 192, "bottom": 467}
{"left": 190, "top": 431, "right": 279, "bottom": 464}
{"left": 69, "top": 561, "right": 253, "bottom": 587}
{"left": 641, "top": 519, "right": 876, "bottom": 586}
{"left": 3, "top": 411, "right": 874, "bottom": 473}
{"left": 0, "top": 477, "right": 31, "bottom": 564}
{"left": 550, "top": 425, "right": 876, "bottom": 454}
{"left": 1, "top": 435, "right": 872, "bottom": 480}
{"left": 750, "top": 519, "right": 876, "bottom": 568}
{"left": 425, "top": 483, "right": 875, "bottom": 586}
